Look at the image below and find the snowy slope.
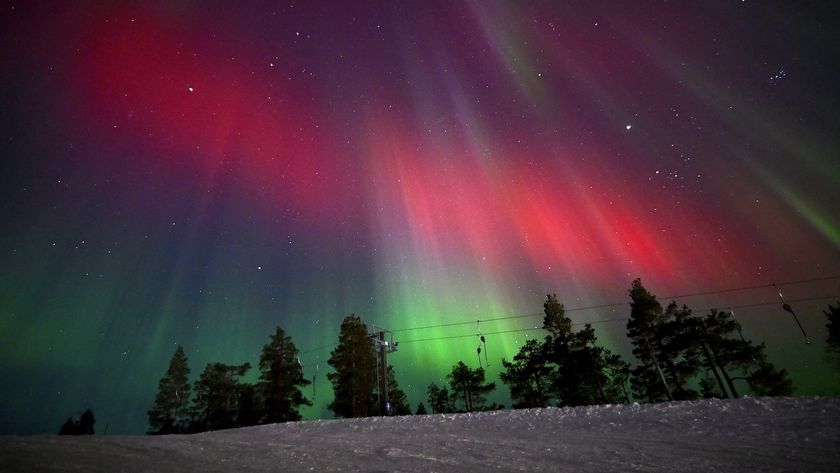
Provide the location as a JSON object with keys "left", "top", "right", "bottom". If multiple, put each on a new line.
{"left": 2, "top": 397, "right": 838, "bottom": 472}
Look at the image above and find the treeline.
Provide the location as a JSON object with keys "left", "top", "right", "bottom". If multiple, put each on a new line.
{"left": 419, "top": 278, "right": 808, "bottom": 413}
{"left": 145, "top": 279, "right": 840, "bottom": 433}
{"left": 496, "top": 279, "right": 794, "bottom": 410}
{"left": 147, "top": 327, "right": 313, "bottom": 434}
{"left": 147, "top": 317, "right": 412, "bottom": 434}
{"left": 58, "top": 409, "right": 95, "bottom": 435}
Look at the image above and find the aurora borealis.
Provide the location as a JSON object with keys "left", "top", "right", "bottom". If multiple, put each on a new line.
{"left": 1, "top": 0, "right": 839, "bottom": 434}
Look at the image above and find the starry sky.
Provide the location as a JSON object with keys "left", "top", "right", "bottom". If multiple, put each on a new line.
{"left": 1, "top": 1, "right": 839, "bottom": 435}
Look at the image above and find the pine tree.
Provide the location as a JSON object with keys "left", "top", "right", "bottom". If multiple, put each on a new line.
{"left": 689, "top": 310, "right": 737, "bottom": 398}
{"left": 447, "top": 361, "right": 495, "bottom": 412}
{"left": 148, "top": 345, "right": 192, "bottom": 434}
{"left": 564, "top": 324, "right": 631, "bottom": 405}
{"left": 695, "top": 309, "right": 794, "bottom": 398}
{"left": 657, "top": 303, "right": 701, "bottom": 400}
{"left": 625, "top": 280, "right": 698, "bottom": 402}
{"left": 825, "top": 303, "right": 840, "bottom": 376}
{"left": 257, "top": 326, "right": 311, "bottom": 424}
{"left": 500, "top": 338, "right": 552, "bottom": 408}
{"left": 543, "top": 293, "right": 572, "bottom": 339}
{"left": 327, "top": 314, "right": 377, "bottom": 418}
{"left": 415, "top": 402, "right": 428, "bottom": 415}
{"left": 746, "top": 362, "right": 794, "bottom": 396}
{"left": 626, "top": 279, "right": 669, "bottom": 401}
{"left": 426, "top": 383, "right": 454, "bottom": 414}
{"left": 529, "top": 294, "right": 630, "bottom": 407}
{"left": 191, "top": 362, "right": 251, "bottom": 432}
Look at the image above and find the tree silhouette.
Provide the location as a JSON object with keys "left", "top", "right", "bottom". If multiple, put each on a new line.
{"left": 543, "top": 292, "right": 572, "bottom": 338}
{"left": 191, "top": 362, "right": 251, "bottom": 432}
{"left": 58, "top": 409, "right": 95, "bottom": 435}
{"left": 825, "top": 303, "right": 840, "bottom": 376}
{"left": 327, "top": 314, "right": 377, "bottom": 418}
{"left": 500, "top": 338, "right": 551, "bottom": 408}
{"left": 148, "top": 345, "right": 191, "bottom": 434}
{"left": 447, "top": 361, "right": 495, "bottom": 412}
{"left": 503, "top": 294, "right": 629, "bottom": 408}
{"left": 258, "top": 326, "right": 311, "bottom": 424}
{"left": 415, "top": 402, "right": 428, "bottom": 415}
{"left": 58, "top": 418, "right": 76, "bottom": 435}
{"left": 563, "top": 323, "right": 631, "bottom": 405}
{"left": 237, "top": 383, "right": 261, "bottom": 427}
{"left": 426, "top": 383, "right": 454, "bottom": 414}
{"left": 626, "top": 280, "right": 698, "bottom": 401}
{"left": 684, "top": 309, "right": 794, "bottom": 397}
{"left": 386, "top": 365, "right": 411, "bottom": 415}
{"left": 78, "top": 409, "right": 95, "bottom": 435}
{"left": 746, "top": 362, "right": 794, "bottom": 396}
{"left": 689, "top": 310, "right": 740, "bottom": 398}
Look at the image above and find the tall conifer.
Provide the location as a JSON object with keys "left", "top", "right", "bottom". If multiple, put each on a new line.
{"left": 327, "top": 314, "right": 377, "bottom": 418}
{"left": 191, "top": 362, "right": 250, "bottom": 432}
{"left": 148, "top": 345, "right": 192, "bottom": 434}
{"left": 258, "top": 326, "right": 311, "bottom": 423}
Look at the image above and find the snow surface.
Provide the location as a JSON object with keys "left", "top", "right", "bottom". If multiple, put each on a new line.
{"left": 1, "top": 397, "right": 838, "bottom": 472}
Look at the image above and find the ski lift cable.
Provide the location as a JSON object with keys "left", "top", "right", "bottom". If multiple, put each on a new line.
{"left": 392, "top": 294, "right": 837, "bottom": 345}
{"left": 295, "top": 292, "right": 838, "bottom": 359}
{"left": 388, "top": 275, "right": 840, "bottom": 335}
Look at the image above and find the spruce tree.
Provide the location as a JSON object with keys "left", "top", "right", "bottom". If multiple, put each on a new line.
{"left": 237, "top": 383, "right": 261, "bottom": 427}
{"left": 540, "top": 294, "right": 576, "bottom": 405}
{"left": 191, "top": 362, "right": 251, "bottom": 432}
{"left": 386, "top": 365, "right": 411, "bottom": 415}
{"left": 148, "top": 345, "right": 192, "bottom": 434}
{"left": 327, "top": 314, "right": 377, "bottom": 418}
{"left": 257, "top": 326, "right": 311, "bottom": 423}
{"left": 447, "top": 361, "right": 495, "bottom": 412}
{"left": 415, "top": 402, "right": 428, "bottom": 415}
{"left": 77, "top": 409, "right": 95, "bottom": 435}
{"left": 58, "top": 418, "right": 76, "bottom": 435}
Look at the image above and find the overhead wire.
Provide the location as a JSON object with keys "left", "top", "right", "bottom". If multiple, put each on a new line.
{"left": 297, "top": 296, "right": 839, "bottom": 359}
{"left": 388, "top": 275, "right": 840, "bottom": 335}
{"left": 395, "top": 294, "right": 839, "bottom": 345}
{"left": 295, "top": 275, "right": 840, "bottom": 359}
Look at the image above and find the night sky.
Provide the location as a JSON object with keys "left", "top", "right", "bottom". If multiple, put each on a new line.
{"left": 2, "top": 1, "right": 839, "bottom": 435}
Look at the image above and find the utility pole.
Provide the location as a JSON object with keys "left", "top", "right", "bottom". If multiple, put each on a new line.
{"left": 370, "top": 325, "right": 398, "bottom": 415}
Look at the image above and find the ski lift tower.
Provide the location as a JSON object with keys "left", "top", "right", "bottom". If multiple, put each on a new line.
{"left": 369, "top": 324, "right": 398, "bottom": 415}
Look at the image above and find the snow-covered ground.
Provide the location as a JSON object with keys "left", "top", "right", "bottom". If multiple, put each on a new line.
{"left": 1, "top": 397, "right": 838, "bottom": 472}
